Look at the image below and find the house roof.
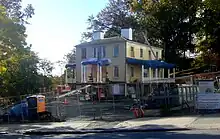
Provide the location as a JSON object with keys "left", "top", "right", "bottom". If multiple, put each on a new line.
{"left": 75, "top": 36, "right": 163, "bottom": 50}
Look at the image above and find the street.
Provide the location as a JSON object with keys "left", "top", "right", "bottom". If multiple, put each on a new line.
{"left": 2, "top": 130, "right": 220, "bottom": 139}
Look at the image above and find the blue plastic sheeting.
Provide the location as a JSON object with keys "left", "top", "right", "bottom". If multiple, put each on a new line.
{"left": 9, "top": 101, "right": 28, "bottom": 118}
{"left": 126, "top": 57, "right": 175, "bottom": 69}
{"left": 81, "top": 58, "right": 111, "bottom": 66}
{"left": 65, "top": 63, "right": 76, "bottom": 68}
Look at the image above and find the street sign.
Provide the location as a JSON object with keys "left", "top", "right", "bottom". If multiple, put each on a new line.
{"left": 198, "top": 80, "right": 215, "bottom": 93}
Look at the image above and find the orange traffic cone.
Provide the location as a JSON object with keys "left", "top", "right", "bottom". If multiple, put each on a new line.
{"left": 63, "top": 98, "right": 68, "bottom": 105}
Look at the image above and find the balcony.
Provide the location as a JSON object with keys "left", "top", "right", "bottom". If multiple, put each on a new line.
{"left": 142, "top": 68, "right": 176, "bottom": 83}
{"left": 126, "top": 58, "right": 176, "bottom": 84}
{"left": 143, "top": 77, "right": 175, "bottom": 83}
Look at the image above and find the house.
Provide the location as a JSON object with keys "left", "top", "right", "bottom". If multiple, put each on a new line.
{"left": 65, "top": 28, "right": 176, "bottom": 85}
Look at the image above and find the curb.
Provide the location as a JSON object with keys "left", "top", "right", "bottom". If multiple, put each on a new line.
{"left": 0, "top": 132, "right": 8, "bottom": 134}
{"left": 23, "top": 128, "right": 191, "bottom": 135}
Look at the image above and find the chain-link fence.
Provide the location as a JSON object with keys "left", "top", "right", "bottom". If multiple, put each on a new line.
{"left": 50, "top": 82, "right": 199, "bottom": 121}
{"left": 0, "top": 82, "right": 199, "bottom": 123}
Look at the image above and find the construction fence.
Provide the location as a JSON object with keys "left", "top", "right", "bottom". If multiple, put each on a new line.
{"left": 0, "top": 82, "right": 199, "bottom": 123}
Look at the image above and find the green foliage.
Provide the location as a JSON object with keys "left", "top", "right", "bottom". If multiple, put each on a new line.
{"left": 64, "top": 48, "right": 76, "bottom": 64}
{"left": 0, "top": 1, "right": 53, "bottom": 97}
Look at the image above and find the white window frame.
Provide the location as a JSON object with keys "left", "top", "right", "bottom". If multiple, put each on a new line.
{"left": 113, "top": 45, "right": 119, "bottom": 57}
{"left": 140, "top": 48, "right": 143, "bottom": 58}
{"left": 101, "top": 46, "right": 106, "bottom": 58}
{"left": 93, "top": 47, "right": 98, "bottom": 58}
{"left": 130, "top": 46, "right": 134, "bottom": 57}
{"left": 81, "top": 48, "right": 87, "bottom": 59}
{"left": 113, "top": 66, "right": 119, "bottom": 78}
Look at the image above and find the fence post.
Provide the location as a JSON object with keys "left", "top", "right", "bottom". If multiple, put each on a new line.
{"left": 113, "top": 92, "right": 115, "bottom": 113}
{"left": 77, "top": 92, "right": 81, "bottom": 118}
{"left": 193, "top": 86, "right": 197, "bottom": 113}
{"left": 20, "top": 95, "right": 24, "bottom": 123}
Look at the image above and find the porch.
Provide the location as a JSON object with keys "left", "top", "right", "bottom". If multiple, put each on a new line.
{"left": 81, "top": 58, "right": 111, "bottom": 83}
{"left": 126, "top": 58, "right": 176, "bottom": 83}
{"left": 65, "top": 63, "right": 76, "bottom": 84}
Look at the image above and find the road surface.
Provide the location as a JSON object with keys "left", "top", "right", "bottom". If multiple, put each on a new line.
{"left": 2, "top": 130, "right": 220, "bottom": 139}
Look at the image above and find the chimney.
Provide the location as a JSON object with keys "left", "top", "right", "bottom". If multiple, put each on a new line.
{"left": 92, "top": 31, "right": 104, "bottom": 40}
{"left": 121, "top": 28, "right": 132, "bottom": 40}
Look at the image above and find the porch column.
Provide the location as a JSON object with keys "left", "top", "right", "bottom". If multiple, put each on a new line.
{"left": 96, "top": 64, "right": 99, "bottom": 82}
{"left": 162, "top": 68, "right": 165, "bottom": 78}
{"left": 81, "top": 64, "right": 84, "bottom": 83}
{"left": 149, "top": 67, "right": 152, "bottom": 80}
{"left": 141, "top": 65, "right": 144, "bottom": 82}
{"left": 155, "top": 68, "right": 158, "bottom": 79}
{"left": 168, "top": 69, "right": 170, "bottom": 78}
{"left": 84, "top": 65, "right": 87, "bottom": 83}
{"left": 99, "top": 65, "right": 102, "bottom": 83}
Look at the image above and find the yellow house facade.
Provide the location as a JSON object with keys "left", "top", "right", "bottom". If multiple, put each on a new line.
{"left": 66, "top": 28, "right": 175, "bottom": 85}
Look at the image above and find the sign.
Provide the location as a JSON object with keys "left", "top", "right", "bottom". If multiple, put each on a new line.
{"left": 198, "top": 80, "right": 215, "bottom": 93}
{"left": 112, "top": 84, "right": 120, "bottom": 95}
{"left": 196, "top": 93, "right": 220, "bottom": 109}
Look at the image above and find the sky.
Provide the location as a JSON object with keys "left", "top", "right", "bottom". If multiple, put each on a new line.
{"left": 22, "top": 0, "right": 108, "bottom": 75}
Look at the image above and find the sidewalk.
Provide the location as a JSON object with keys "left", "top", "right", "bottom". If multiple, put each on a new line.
{"left": 1, "top": 114, "right": 220, "bottom": 133}
{"left": 114, "top": 114, "right": 220, "bottom": 130}
{"left": 114, "top": 116, "right": 198, "bottom": 129}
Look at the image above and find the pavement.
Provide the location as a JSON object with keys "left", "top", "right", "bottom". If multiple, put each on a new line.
{"left": 2, "top": 130, "right": 220, "bottom": 139}
{"left": 1, "top": 114, "right": 220, "bottom": 134}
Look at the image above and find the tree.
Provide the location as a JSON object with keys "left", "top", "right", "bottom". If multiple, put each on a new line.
{"left": 194, "top": 0, "right": 220, "bottom": 68}
{"left": 81, "top": 0, "right": 145, "bottom": 43}
{"left": 0, "top": 0, "right": 54, "bottom": 97}
{"left": 130, "top": 0, "right": 202, "bottom": 69}
{"left": 38, "top": 59, "right": 54, "bottom": 76}
{"left": 64, "top": 48, "right": 76, "bottom": 64}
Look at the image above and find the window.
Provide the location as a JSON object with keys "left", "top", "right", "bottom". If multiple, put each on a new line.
{"left": 97, "top": 47, "right": 101, "bottom": 59}
{"left": 130, "top": 46, "right": 134, "bottom": 57}
{"left": 101, "top": 46, "right": 106, "bottom": 58}
{"left": 140, "top": 48, "right": 143, "bottom": 58}
{"left": 113, "top": 66, "right": 119, "bottom": 77}
{"left": 130, "top": 67, "right": 134, "bottom": 77}
{"left": 156, "top": 52, "right": 159, "bottom": 59}
{"left": 113, "top": 45, "right": 119, "bottom": 57}
{"left": 81, "top": 48, "right": 86, "bottom": 59}
{"left": 148, "top": 50, "right": 151, "bottom": 60}
{"left": 72, "top": 69, "right": 75, "bottom": 78}
{"left": 93, "top": 47, "right": 97, "bottom": 58}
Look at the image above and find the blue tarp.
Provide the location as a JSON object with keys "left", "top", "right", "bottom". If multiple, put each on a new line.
{"left": 65, "top": 63, "right": 76, "bottom": 68}
{"left": 9, "top": 101, "right": 28, "bottom": 118}
{"left": 81, "top": 58, "right": 111, "bottom": 66}
{"left": 126, "top": 57, "right": 175, "bottom": 69}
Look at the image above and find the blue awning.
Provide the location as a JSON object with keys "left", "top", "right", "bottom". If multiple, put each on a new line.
{"left": 126, "top": 57, "right": 175, "bottom": 69}
{"left": 81, "top": 58, "right": 98, "bottom": 65}
{"left": 65, "top": 63, "right": 76, "bottom": 68}
{"left": 99, "top": 58, "right": 112, "bottom": 66}
{"left": 81, "top": 58, "right": 111, "bottom": 66}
